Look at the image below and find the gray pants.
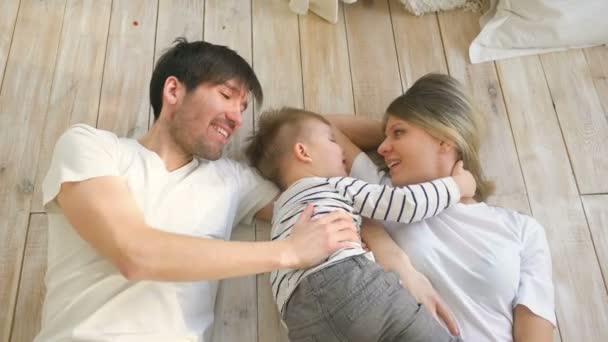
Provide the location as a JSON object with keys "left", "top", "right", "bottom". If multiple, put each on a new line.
{"left": 283, "top": 255, "right": 463, "bottom": 342}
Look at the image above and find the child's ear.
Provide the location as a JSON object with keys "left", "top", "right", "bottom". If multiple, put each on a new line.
{"left": 293, "top": 142, "right": 312, "bottom": 163}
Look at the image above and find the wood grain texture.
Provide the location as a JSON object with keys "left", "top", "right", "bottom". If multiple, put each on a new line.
{"left": 0, "top": 1, "right": 65, "bottom": 339}
{"left": 300, "top": 3, "right": 354, "bottom": 114}
{"left": 10, "top": 214, "right": 48, "bottom": 342}
{"left": 389, "top": 1, "right": 448, "bottom": 88}
{"left": 252, "top": 0, "right": 303, "bottom": 112}
{"left": 540, "top": 50, "right": 608, "bottom": 194}
{"left": 498, "top": 55, "right": 608, "bottom": 342}
{"left": 344, "top": 0, "right": 402, "bottom": 118}
{"left": 0, "top": 0, "right": 20, "bottom": 90}
{"left": 96, "top": 0, "right": 157, "bottom": 138}
{"left": 584, "top": 46, "right": 608, "bottom": 116}
{"left": 581, "top": 195, "right": 608, "bottom": 293}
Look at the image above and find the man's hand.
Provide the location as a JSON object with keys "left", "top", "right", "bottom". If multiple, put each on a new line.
{"left": 282, "top": 204, "right": 360, "bottom": 269}
{"left": 451, "top": 160, "right": 476, "bottom": 199}
{"left": 401, "top": 268, "right": 460, "bottom": 337}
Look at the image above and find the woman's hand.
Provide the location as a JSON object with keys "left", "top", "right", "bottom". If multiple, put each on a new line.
{"left": 360, "top": 219, "right": 460, "bottom": 336}
{"left": 400, "top": 268, "right": 460, "bottom": 337}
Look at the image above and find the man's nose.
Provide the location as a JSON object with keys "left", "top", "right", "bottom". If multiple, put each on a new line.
{"left": 226, "top": 106, "right": 243, "bottom": 128}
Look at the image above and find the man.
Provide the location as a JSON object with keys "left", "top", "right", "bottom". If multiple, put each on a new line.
{"left": 35, "top": 38, "right": 358, "bottom": 342}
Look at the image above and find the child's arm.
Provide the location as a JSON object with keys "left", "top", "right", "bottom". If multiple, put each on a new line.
{"left": 329, "top": 161, "right": 475, "bottom": 224}
{"left": 361, "top": 219, "right": 460, "bottom": 337}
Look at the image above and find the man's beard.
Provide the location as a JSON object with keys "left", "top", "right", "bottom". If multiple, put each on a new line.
{"left": 191, "top": 138, "right": 223, "bottom": 160}
{"left": 170, "top": 122, "right": 224, "bottom": 161}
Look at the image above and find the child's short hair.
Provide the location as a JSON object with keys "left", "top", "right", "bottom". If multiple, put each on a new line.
{"left": 245, "top": 107, "right": 330, "bottom": 187}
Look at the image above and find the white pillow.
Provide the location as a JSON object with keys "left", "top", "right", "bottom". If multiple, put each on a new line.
{"left": 470, "top": 0, "right": 608, "bottom": 63}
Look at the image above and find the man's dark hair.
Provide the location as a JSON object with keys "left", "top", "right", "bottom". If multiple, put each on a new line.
{"left": 149, "top": 37, "right": 263, "bottom": 120}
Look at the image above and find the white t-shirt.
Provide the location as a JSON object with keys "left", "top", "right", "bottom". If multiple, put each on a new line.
{"left": 351, "top": 153, "right": 556, "bottom": 342}
{"left": 35, "top": 124, "right": 278, "bottom": 342}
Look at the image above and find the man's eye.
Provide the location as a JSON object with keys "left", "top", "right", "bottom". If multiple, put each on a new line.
{"left": 221, "top": 93, "right": 230, "bottom": 99}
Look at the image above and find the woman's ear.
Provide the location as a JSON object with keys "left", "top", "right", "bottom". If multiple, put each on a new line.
{"left": 439, "top": 139, "right": 456, "bottom": 154}
{"left": 293, "top": 142, "right": 313, "bottom": 163}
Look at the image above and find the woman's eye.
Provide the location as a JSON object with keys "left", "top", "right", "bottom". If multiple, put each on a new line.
{"left": 394, "top": 129, "right": 404, "bottom": 137}
{"left": 221, "top": 92, "right": 230, "bottom": 100}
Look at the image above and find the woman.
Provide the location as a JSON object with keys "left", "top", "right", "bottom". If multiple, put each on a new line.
{"left": 330, "top": 73, "right": 556, "bottom": 341}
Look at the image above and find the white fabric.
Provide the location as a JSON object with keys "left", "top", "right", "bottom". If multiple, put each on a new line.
{"left": 351, "top": 153, "right": 556, "bottom": 342}
{"left": 470, "top": 0, "right": 608, "bottom": 63}
{"left": 288, "top": 0, "right": 356, "bottom": 23}
{"left": 399, "top": 0, "right": 483, "bottom": 17}
{"left": 271, "top": 175, "right": 460, "bottom": 315}
{"left": 35, "top": 124, "right": 278, "bottom": 342}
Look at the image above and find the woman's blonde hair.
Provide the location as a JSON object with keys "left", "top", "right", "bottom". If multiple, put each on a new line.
{"left": 385, "top": 73, "right": 495, "bottom": 201}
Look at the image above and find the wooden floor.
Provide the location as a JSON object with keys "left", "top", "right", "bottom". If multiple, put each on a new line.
{"left": 0, "top": 0, "right": 607, "bottom": 341}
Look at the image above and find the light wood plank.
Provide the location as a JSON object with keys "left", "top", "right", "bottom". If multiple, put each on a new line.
{"left": 149, "top": 0, "right": 204, "bottom": 129}
{"left": 299, "top": 3, "right": 354, "bottom": 114}
{"left": 202, "top": 1, "right": 259, "bottom": 341}
{"left": 389, "top": 1, "right": 447, "bottom": 88}
{"left": 0, "top": 1, "right": 65, "bottom": 340}
{"left": 252, "top": 0, "right": 303, "bottom": 112}
{"left": 156, "top": 0, "right": 204, "bottom": 54}
{"left": 256, "top": 222, "right": 289, "bottom": 342}
{"left": 205, "top": 0, "right": 253, "bottom": 161}
{"left": 0, "top": 0, "right": 20, "bottom": 88}
{"left": 10, "top": 214, "right": 48, "bottom": 342}
{"left": 344, "top": 0, "right": 402, "bottom": 117}
{"left": 97, "top": 0, "right": 157, "bottom": 138}
{"left": 31, "top": 0, "right": 112, "bottom": 213}
{"left": 212, "top": 224, "right": 259, "bottom": 342}
{"left": 540, "top": 50, "right": 608, "bottom": 194}
{"left": 497, "top": 55, "right": 608, "bottom": 342}
{"left": 584, "top": 46, "right": 608, "bottom": 114}
{"left": 438, "top": 10, "right": 527, "bottom": 211}
{"left": 581, "top": 195, "right": 608, "bottom": 292}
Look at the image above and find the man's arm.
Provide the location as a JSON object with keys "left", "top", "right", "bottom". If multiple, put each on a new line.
{"left": 513, "top": 305, "right": 553, "bottom": 342}
{"left": 58, "top": 176, "right": 359, "bottom": 281}
{"left": 361, "top": 219, "right": 459, "bottom": 336}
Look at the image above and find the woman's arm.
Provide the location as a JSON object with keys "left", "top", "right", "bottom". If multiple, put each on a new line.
{"left": 513, "top": 305, "right": 553, "bottom": 342}
{"left": 326, "top": 115, "right": 384, "bottom": 151}
{"left": 361, "top": 219, "right": 460, "bottom": 336}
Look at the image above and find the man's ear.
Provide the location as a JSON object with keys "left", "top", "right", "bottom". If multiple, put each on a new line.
{"left": 159, "top": 76, "right": 185, "bottom": 120}
{"left": 293, "top": 142, "right": 312, "bottom": 163}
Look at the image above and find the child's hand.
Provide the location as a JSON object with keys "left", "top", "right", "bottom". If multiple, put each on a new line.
{"left": 451, "top": 160, "right": 476, "bottom": 199}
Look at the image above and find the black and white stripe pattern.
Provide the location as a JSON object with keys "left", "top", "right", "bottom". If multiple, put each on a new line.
{"left": 270, "top": 175, "right": 460, "bottom": 316}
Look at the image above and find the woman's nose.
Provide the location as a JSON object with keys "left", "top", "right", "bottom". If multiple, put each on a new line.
{"left": 377, "top": 139, "right": 390, "bottom": 156}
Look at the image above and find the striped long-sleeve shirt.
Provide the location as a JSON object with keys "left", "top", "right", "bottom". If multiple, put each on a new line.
{"left": 270, "top": 175, "right": 461, "bottom": 315}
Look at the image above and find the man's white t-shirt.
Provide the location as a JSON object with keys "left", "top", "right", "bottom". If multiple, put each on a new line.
{"left": 351, "top": 153, "right": 556, "bottom": 342}
{"left": 35, "top": 124, "right": 278, "bottom": 342}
